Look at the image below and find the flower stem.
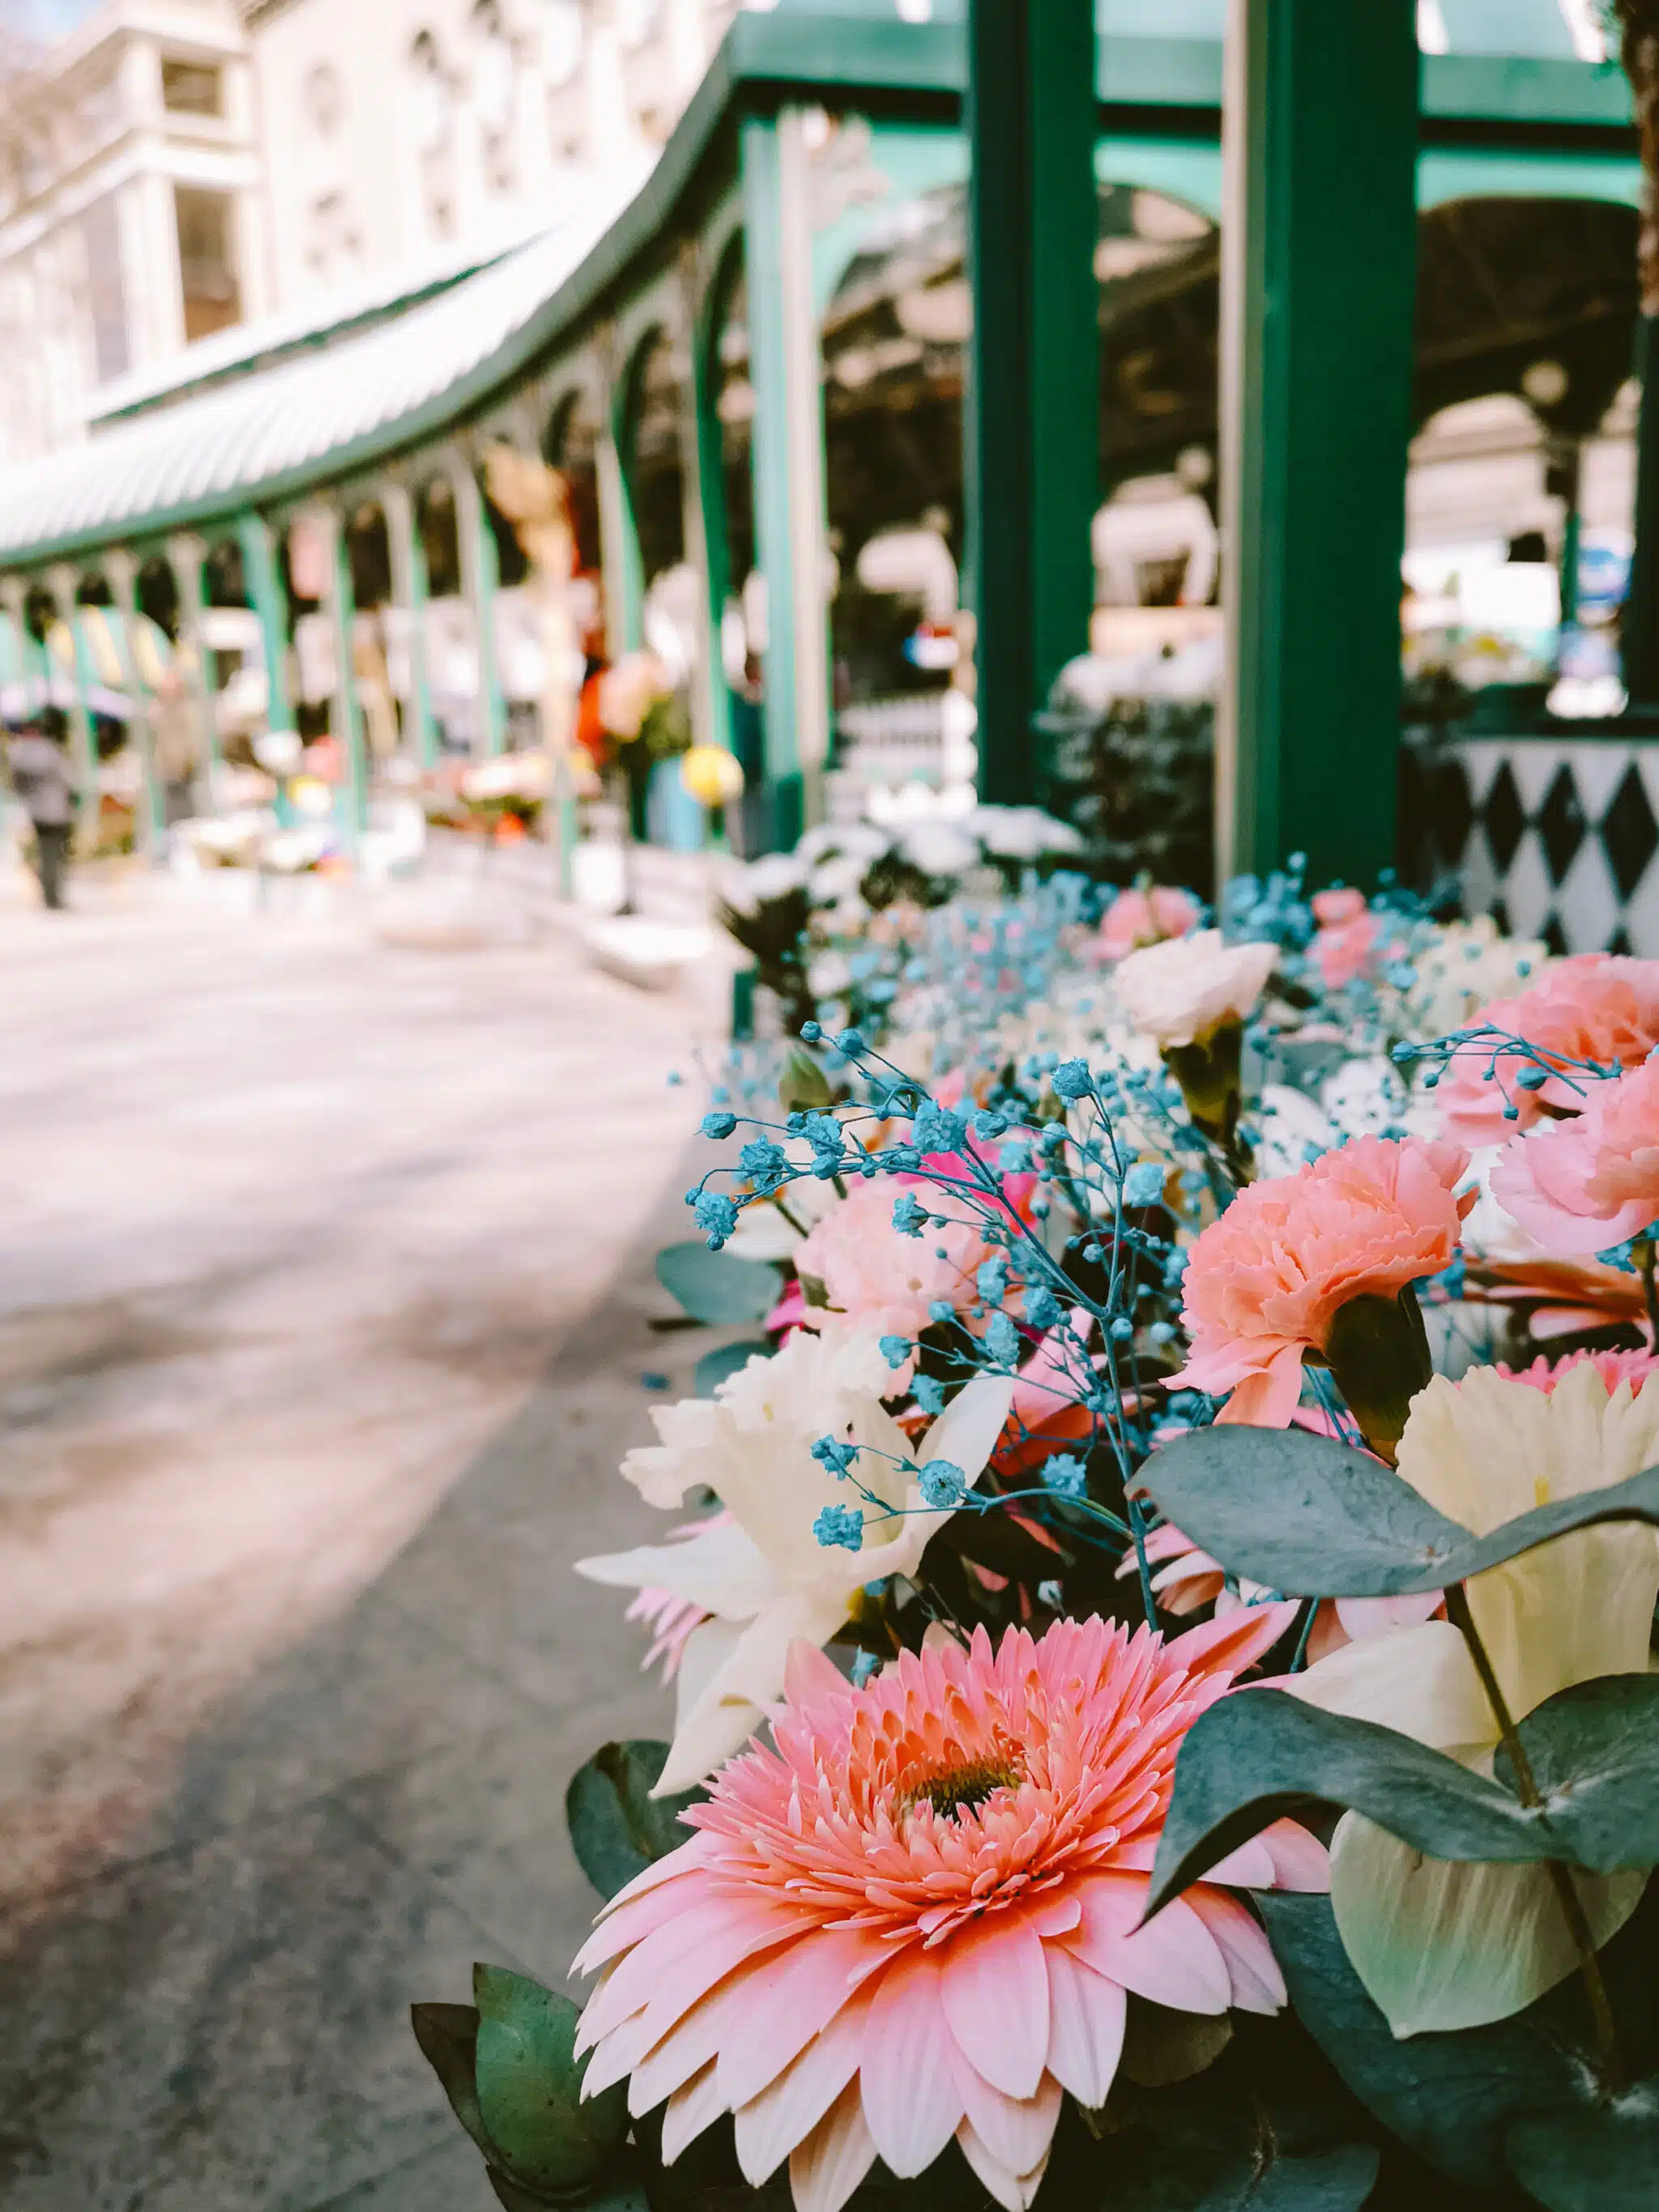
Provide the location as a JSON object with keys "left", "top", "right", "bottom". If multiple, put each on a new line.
{"left": 1638, "top": 1237, "right": 1659, "bottom": 1343}
{"left": 1444, "top": 1582, "right": 1625, "bottom": 2095}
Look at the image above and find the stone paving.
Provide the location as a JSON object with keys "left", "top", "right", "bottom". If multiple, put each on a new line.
{"left": 0, "top": 865, "right": 730, "bottom": 2210}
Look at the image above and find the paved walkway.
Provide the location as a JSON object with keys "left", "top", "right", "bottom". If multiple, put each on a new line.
{"left": 0, "top": 867, "right": 725, "bottom": 2210}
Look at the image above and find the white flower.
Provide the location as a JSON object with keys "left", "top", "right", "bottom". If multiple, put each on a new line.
{"left": 1113, "top": 929, "right": 1277, "bottom": 1049}
{"left": 1392, "top": 916, "right": 1552, "bottom": 1040}
{"left": 578, "top": 1325, "right": 1014, "bottom": 1792}
{"left": 796, "top": 820, "right": 890, "bottom": 867}
{"left": 723, "top": 852, "right": 805, "bottom": 916}
{"left": 967, "top": 805, "right": 1085, "bottom": 860}
{"left": 806, "top": 854, "right": 869, "bottom": 908}
{"left": 1290, "top": 1362, "right": 1659, "bottom": 2037}
{"left": 897, "top": 820, "right": 980, "bottom": 880}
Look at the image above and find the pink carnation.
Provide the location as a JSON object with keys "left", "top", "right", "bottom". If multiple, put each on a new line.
{"left": 1434, "top": 955, "right": 1659, "bottom": 1145}
{"left": 1171, "top": 1136, "right": 1475, "bottom": 1427}
{"left": 795, "top": 1153, "right": 1036, "bottom": 1352}
{"left": 1491, "top": 1057, "right": 1659, "bottom": 1255}
{"left": 1098, "top": 884, "right": 1202, "bottom": 961}
{"left": 574, "top": 1613, "right": 1324, "bottom": 2212}
{"left": 1309, "top": 893, "right": 1388, "bottom": 991}
{"left": 1496, "top": 1345, "right": 1659, "bottom": 1396}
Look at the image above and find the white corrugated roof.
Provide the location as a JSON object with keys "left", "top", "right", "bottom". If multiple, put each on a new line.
{"left": 0, "top": 200, "right": 623, "bottom": 566}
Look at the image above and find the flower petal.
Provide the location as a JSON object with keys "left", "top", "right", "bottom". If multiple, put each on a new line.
{"left": 1287, "top": 1619, "right": 1493, "bottom": 1754}
{"left": 731, "top": 1984, "right": 875, "bottom": 2188}
{"left": 789, "top": 2078, "right": 879, "bottom": 2212}
{"left": 1100, "top": 1894, "right": 1231, "bottom": 2014}
{"left": 859, "top": 1952, "right": 965, "bottom": 2176}
{"left": 1043, "top": 1946, "right": 1127, "bottom": 2108}
{"left": 955, "top": 2115, "right": 1051, "bottom": 2212}
{"left": 940, "top": 1914, "right": 1051, "bottom": 2101}
{"left": 1185, "top": 1887, "right": 1285, "bottom": 2014}
{"left": 1329, "top": 1810, "right": 1649, "bottom": 2037}
{"left": 661, "top": 2061, "right": 726, "bottom": 2163}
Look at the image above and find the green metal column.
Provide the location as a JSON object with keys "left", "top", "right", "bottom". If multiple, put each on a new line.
{"left": 680, "top": 241, "right": 736, "bottom": 761}
{"left": 45, "top": 566, "right": 99, "bottom": 814}
{"left": 595, "top": 334, "right": 646, "bottom": 657}
{"left": 740, "top": 109, "right": 830, "bottom": 850}
{"left": 451, "top": 447, "right": 508, "bottom": 756}
{"left": 320, "top": 505, "right": 370, "bottom": 838}
{"left": 382, "top": 475, "right": 439, "bottom": 765}
{"left": 1218, "top": 0, "right": 1418, "bottom": 889}
{"left": 965, "top": 0, "right": 1098, "bottom": 805}
{"left": 103, "top": 551, "right": 167, "bottom": 849}
{"left": 1624, "top": 318, "right": 1659, "bottom": 705}
{"left": 236, "top": 510, "right": 293, "bottom": 732}
{"left": 168, "top": 533, "right": 223, "bottom": 812}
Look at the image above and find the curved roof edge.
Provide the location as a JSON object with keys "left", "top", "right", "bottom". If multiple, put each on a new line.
{"left": 0, "top": 12, "right": 1631, "bottom": 572}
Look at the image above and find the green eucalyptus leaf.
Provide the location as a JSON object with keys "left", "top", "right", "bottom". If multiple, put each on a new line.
{"left": 410, "top": 2002, "right": 498, "bottom": 2162}
{"left": 472, "top": 1966, "right": 628, "bottom": 2199}
{"left": 1147, "top": 1691, "right": 1546, "bottom": 1918}
{"left": 488, "top": 2149, "right": 654, "bottom": 2210}
{"left": 1137, "top": 1428, "right": 1659, "bottom": 1598}
{"left": 693, "top": 1339, "right": 771, "bottom": 1397}
{"left": 1256, "top": 1893, "right": 1583, "bottom": 2189}
{"left": 779, "top": 1046, "right": 833, "bottom": 1113}
{"left": 1498, "top": 1675, "right": 1659, "bottom": 1875}
{"left": 565, "top": 1740, "right": 705, "bottom": 1901}
{"left": 1505, "top": 2089, "right": 1659, "bottom": 2210}
{"left": 655, "top": 1242, "right": 781, "bottom": 1326}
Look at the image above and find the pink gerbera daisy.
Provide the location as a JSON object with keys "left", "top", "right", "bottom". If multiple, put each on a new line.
{"left": 573, "top": 1610, "right": 1325, "bottom": 2212}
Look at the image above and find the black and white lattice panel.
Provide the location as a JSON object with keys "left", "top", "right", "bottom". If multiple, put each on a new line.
{"left": 1452, "top": 738, "right": 1659, "bottom": 957}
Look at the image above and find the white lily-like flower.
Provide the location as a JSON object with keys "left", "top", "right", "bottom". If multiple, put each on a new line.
{"left": 578, "top": 1323, "right": 1014, "bottom": 1793}
{"left": 1290, "top": 1362, "right": 1659, "bottom": 2037}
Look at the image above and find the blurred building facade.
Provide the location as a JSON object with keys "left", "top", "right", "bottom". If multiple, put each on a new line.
{"left": 0, "top": 0, "right": 264, "bottom": 466}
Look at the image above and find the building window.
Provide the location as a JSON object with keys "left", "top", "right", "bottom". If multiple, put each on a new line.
{"left": 81, "top": 193, "right": 130, "bottom": 382}
{"left": 161, "top": 58, "right": 224, "bottom": 117}
{"left": 173, "top": 185, "right": 241, "bottom": 343}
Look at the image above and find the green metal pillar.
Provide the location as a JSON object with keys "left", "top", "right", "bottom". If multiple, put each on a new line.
{"left": 45, "top": 566, "right": 99, "bottom": 814}
{"left": 740, "top": 109, "right": 830, "bottom": 850}
{"left": 103, "top": 551, "right": 167, "bottom": 849}
{"left": 320, "top": 506, "right": 370, "bottom": 838}
{"left": 1218, "top": 0, "right": 1418, "bottom": 890}
{"left": 595, "top": 375, "right": 646, "bottom": 661}
{"left": 382, "top": 475, "right": 439, "bottom": 765}
{"left": 451, "top": 447, "right": 508, "bottom": 756}
{"left": 167, "top": 533, "right": 223, "bottom": 812}
{"left": 965, "top": 0, "right": 1098, "bottom": 805}
{"left": 1624, "top": 318, "right": 1659, "bottom": 705}
{"left": 680, "top": 242, "right": 736, "bottom": 762}
{"left": 236, "top": 510, "right": 294, "bottom": 732}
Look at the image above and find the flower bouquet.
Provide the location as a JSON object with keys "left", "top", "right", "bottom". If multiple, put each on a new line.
{"left": 416, "top": 866, "right": 1659, "bottom": 2212}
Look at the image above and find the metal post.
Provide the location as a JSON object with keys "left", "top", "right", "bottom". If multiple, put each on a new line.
{"left": 168, "top": 532, "right": 223, "bottom": 813}
{"left": 44, "top": 566, "right": 100, "bottom": 815}
{"left": 317, "top": 505, "right": 370, "bottom": 840}
{"left": 103, "top": 550, "right": 167, "bottom": 850}
{"left": 965, "top": 0, "right": 1098, "bottom": 806}
{"left": 740, "top": 109, "right": 831, "bottom": 850}
{"left": 679, "top": 241, "right": 735, "bottom": 762}
{"left": 450, "top": 445, "right": 507, "bottom": 756}
{"left": 235, "top": 510, "right": 293, "bottom": 732}
{"left": 1218, "top": 0, "right": 1418, "bottom": 890}
{"left": 1625, "top": 318, "right": 1659, "bottom": 706}
{"left": 382, "top": 475, "right": 438, "bottom": 765}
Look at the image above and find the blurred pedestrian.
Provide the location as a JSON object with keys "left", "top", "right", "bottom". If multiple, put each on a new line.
{"left": 6, "top": 707, "right": 77, "bottom": 909}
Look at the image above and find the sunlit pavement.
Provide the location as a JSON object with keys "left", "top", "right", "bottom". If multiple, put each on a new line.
{"left": 0, "top": 863, "right": 725, "bottom": 2210}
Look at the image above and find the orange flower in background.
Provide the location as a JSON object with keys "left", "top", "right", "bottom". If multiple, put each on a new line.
{"left": 1171, "top": 1136, "right": 1474, "bottom": 1426}
{"left": 574, "top": 1612, "right": 1323, "bottom": 2212}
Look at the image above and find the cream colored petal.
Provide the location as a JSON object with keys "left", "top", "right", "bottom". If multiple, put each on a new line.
{"left": 654, "top": 1594, "right": 849, "bottom": 1796}
{"left": 920, "top": 1375, "right": 1017, "bottom": 1487}
{"left": 1328, "top": 1811, "right": 1648, "bottom": 2039}
{"left": 574, "top": 1519, "right": 780, "bottom": 1622}
{"left": 1286, "top": 1621, "right": 1495, "bottom": 1754}
{"left": 1466, "top": 1524, "right": 1659, "bottom": 1732}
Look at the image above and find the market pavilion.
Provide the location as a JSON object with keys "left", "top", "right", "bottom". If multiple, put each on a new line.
{"left": 1, "top": 0, "right": 1653, "bottom": 950}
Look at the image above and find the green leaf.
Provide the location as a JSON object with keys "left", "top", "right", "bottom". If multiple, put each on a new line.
{"left": 472, "top": 1966, "right": 628, "bottom": 2200}
{"left": 1498, "top": 1675, "right": 1659, "bottom": 1876}
{"left": 1505, "top": 2089, "right": 1659, "bottom": 2210}
{"left": 565, "top": 1740, "right": 705, "bottom": 1901}
{"left": 411, "top": 2002, "right": 498, "bottom": 2163}
{"left": 488, "top": 2150, "right": 654, "bottom": 2210}
{"left": 693, "top": 1339, "right": 770, "bottom": 1397}
{"left": 1256, "top": 1894, "right": 1581, "bottom": 2189}
{"left": 1094, "top": 2137, "right": 1381, "bottom": 2210}
{"left": 1148, "top": 1691, "right": 1550, "bottom": 1918}
{"left": 778, "top": 1045, "right": 833, "bottom": 1113}
{"left": 655, "top": 1242, "right": 781, "bottom": 1326}
{"left": 1136, "top": 1427, "right": 1659, "bottom": 1598}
